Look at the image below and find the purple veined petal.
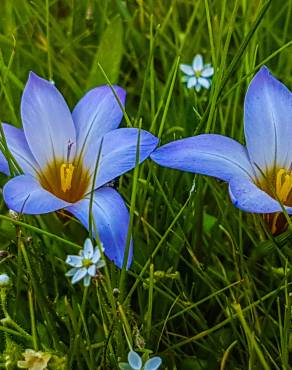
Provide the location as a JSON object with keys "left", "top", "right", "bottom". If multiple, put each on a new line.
{"left": 93, "top": 128, "right": 158, "bottom": 189}
{"left": 179, "top": 64, "right": 194, "bottom": 76}
{"left": 83, "top": 274, "right": 91, "bottom": 287}
{"left": 82, "top": 238, "right": 94, "bottom": 259}
{"left": 71, "top": 267, "right": 87, "bottom": 284}
{"left": 72, "top": 85, "right": 126, "bottom": 170}
{"left": 87, "top": 264, "right": 97, "bottom": 277}
{"left": 201, "top": 66, "right": 214, "bottom": 78}
{"left": 144, "top": 357, "right": 162, "bottom": 370}
{"left": 244, "top": 66, "right": 292, "bottom": 173}
{"left": 66, "top": 255, "right": 83, "bottom": 268}
{"left": 151, "top": 134, "right": 254, "bottom": 182}
{"left": 21, "top": 72, "right": 76, "bottom": 169}
{"left": 187, "top": 77, "right": 197, "bottom": 89}
{"left": 0, "top": 148, "right": 9, "bottom": 176}
{"left": 3, "top": 174, "right": 70, "bottom": 214}
{"left": 198, "top": 77, "right": 211, "bottom": 89}
{"left": 192, "top": 54, "right": 203, "bottom": 72}
{"left": 128, "top": 351, "right": 142, "bottom": 370}
{"left": 65, "top": 267, "right": 78, "bottom": 277}
{"left": 2, "top": 123, "right": 39, "bottom": 175}
{"left": 229, "top": 176, "right": 292, "bottom": 214}
{"left": 92, "top": 247, "right": 102, "bottom": 264}
{"left": 66, "top": 187, "right": 133, "bottom": 269}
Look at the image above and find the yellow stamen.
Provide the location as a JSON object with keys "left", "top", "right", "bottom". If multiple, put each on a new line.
{"left": 60, "top": 163, "right": 75, "bottom": 192}
{"left": 275, "top": 168, "right": 292, "bottom": 203}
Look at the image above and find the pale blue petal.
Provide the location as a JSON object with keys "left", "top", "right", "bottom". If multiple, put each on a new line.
{"left": 3, "top": 174, "right": 70, "bottom": 214}
{"left": 66, "top": 187, "right": 133, "bottom": 269}
{"left": 82, "top": 238, "right": 94, "bottom": 259}
{"left": 198, "top": 77, "right": 211, "bottom": 89}
{"left": 201, "top": 67, "right": 214, "bottom": 78}
{"left": 244, "top": 66, "right": 292, "bottom": 172}
{"left": 128, "top": 351, "right": 142, "bottom": 370}
{"left": 96, "top": 260, "right": 106, "bottom": 269}
{"left": 151, "top": 134, "right": 254, "bottom": 182}
{"left": 21, "top": 72, "right": 76, "bottom": 168}
{"left": 229, "top": 176, "right": 292, "bottom": 214}
{"left": 72, "top": 85, "right": 126, "bottom": 171}
{"left": 83, "top": 274, "right": 91, "bottom": 286}
{"left": 192, "top": 54, "right": 203, "bottom": 71}
{"left": 92, "top": 247, "right": 102, "bottom": 264}
{"left": 144, "top": 357, "right": 162, "bottom": 370}
{"left": 2, "top": 123, "right": 39, "bottom": 175}
{"left": 195, "top": 83, "right": 202, "bottom": 92}
{"left": 94, "top": 128, "right": 158, "bottom": 188}
{"left": 72, "top": 267, "right": 87, "bottom": 284}
{"left": 65, "top": 267, "right": 78, "bottom": 277}
{"left": 179, "top": 64, "right": 194, "bottom": 76}
{"left": 187, "top": 77, "right": 197, "bottom": 89}
{"left": 66, "top": 255, "right": 83, "bottom": 267}
{"left": 87, "top": 264, "right": 96, "bottom": 277}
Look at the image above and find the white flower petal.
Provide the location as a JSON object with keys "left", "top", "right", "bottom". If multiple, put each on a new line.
{"left": 82, "top": 238, "right": 94, "bottom": 259}
{"left": 92, "top": 247, "right": 101, "bottom": 264}
{"left": 198, "top": 77, "right": 211, "bottom": 89}
{"left": 87, "top": 264, "right": 97, "bottom": 277}
{"left": 179, "top": 64, "right": 194, "bottom": 76}
{"left": 65, "top": 267, "right": 78, "bottom": 277}
{"left": 83, "top": 275, "right": 91, "bottom": 287}
{"left": 192, "top": 54, "right": 203, "bottom": 71}
{"left": 71, "top": 267, "right": 87, "bottom": 284}
{"left": 201, "top": 67, "right": 214, "bottom": 78}
{"left": 187, "top": 77, "right": 197, "bottom": 89}
{"left": 66, "top": 255, "right": 83, "bottom": 267}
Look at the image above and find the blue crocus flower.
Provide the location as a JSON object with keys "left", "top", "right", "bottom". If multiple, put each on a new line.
{"left": 66, "top": 238, "right": 105, "bottom": 287}
{"left": 0, "top": 72, "right": 158, "bottom": 268}
{"left": 119, "top": 350, "right": 162, "bottom": 370}
{"left": 152, "top": 66, "right": 292, "bottom": 233}
{"left": 180, "top": 54, "right": 214, "bottom": 91}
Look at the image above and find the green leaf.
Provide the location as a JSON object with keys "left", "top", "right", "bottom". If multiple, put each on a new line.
{"left": 87, "top": 16, "right": 124, "bottom": 88}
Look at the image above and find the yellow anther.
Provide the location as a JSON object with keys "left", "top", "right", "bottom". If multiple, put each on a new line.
{"left": 60, "top": 163, "right": 75, "bottom": 193}
{"left": 275, "top": 168, "right": 292, "bottom": 203}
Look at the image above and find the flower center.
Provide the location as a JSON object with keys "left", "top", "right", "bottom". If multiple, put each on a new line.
{"left": 275, "top": 168, "right": 292, "bottom": 203}
{"left": 38, "top": 159, "right": 90, "bottom": 203}
{"left": 82, "top": 258, "right": 93, "bottom": 268}
{"left": 195, "top": 70, "right": 201, "bottom": 78}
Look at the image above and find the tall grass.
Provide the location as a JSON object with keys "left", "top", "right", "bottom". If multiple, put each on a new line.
{"left": 0, "top": 0, "right": 292, "bottom": 368}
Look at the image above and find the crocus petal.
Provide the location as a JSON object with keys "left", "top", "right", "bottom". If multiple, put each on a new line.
{"left": 151, "top": 134, "right": 254, "bottom": 182}
{"left": 83, "top": 275, "right": 91, "bottom": 286}
{"left": 66, "top": 187, "right": 132, "bottom": 269}
{"left": 3, "top": 174, "right": 70, "bottom": 214}
{"left": 179, "top": 64, "right": 194, "bottom": 76}
{"left": 94, "top": 128, "right": 159, "bottom": 188}
{"left": 21, "top": 72, "right": 76, "bottom": 168}
{"left": 198, "top": 77, "right": 211, "bottom": 89}
{"left": 192, "top": 54, "right": 203, "bottom": 71}
{"left": 82, "top": 238, "right": 94, "bottom": 259}
{"left": 244, "top": 66, "right": 292, "bottom": 172}
{"left": 66, "top": 255, "right": 83, "bottom": 267}
{"left": 128, "top": 351, "right": 142, "bottom": 370}
{"left": 0, "top": 150, "right": 9, "bottom": 176}
{"left": 72, "top": 85, "right": 126, "bottom": 169}
{"left": 87, "top": 264, "right": 97, "bottom": 277}
{"left": 187, "top": 77, "right": 197, "bottom": 89}
{"left": 71, "top": 267, "right": 87, "bottom": 284}
{"left": 201, "top": 67, "right": 214, "bottom": 78}
{"left": 144, "top": 357, "right": 162, "bottom": 370}
{"left": 65, "top": 267, "right": 78, "bottom": 277}
{"left": 229, "top": 176, "right": 292, "bottom": 214}
{"left": 2, "top": 123, "right": 39, "bottom": 175}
